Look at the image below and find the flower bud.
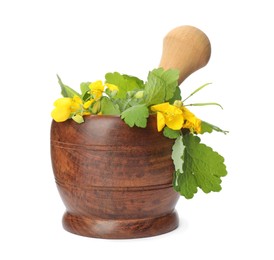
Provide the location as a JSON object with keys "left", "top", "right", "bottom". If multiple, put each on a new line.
{"left": 92, "top": 101, "right": 101, "bottom": 114}
{"left": 134, "top": 90, "right": 144, "bottom": 99}
{"left": 173, "top": 100, "right": 183, "bottom": 108}
{"left": 72, "top": 114, "right": 84, "bottom": 124}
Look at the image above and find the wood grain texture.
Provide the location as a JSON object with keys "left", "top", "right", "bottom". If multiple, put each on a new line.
{"left": 50, "top": 115, "right": 180, "bottom": 238}
{"left": 159, "top": 25, "right": 211, "bottom": 85}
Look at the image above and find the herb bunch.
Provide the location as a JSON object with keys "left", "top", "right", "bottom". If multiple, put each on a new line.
{"left": 51, "top": 68, "right": 228, "bottom": 199}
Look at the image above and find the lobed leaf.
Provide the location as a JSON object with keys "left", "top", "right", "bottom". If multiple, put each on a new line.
{"left": 144, "top": 68, "right": 179, "bottom": 106}
{"left": 121, "top": 104, "right": 149, "bottom": 128}
{"left": 163, "top": 126, "right": 181, "bottom": 139}
{"left": 168, "top": 86, "right": 182, "bottom": 104}
{"left": 173, "top": 169, "right": 198, "bottom": 199}
{"left": 183, "top": 134, "right": 227, "bottom": 193}
{"left": 144, "top": 71, "right": 166, "bottom": 106}
{"left": 172, "top": 134, "right": 228, "bottom": 199}
{"left": 105, "top": 72, "right": 144, "bottom": 99}
{"left": 100, "top": 97, "right": 120, "bottom": 115}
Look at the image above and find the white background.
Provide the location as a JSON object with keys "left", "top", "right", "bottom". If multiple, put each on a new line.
{"left": 1, "top": 0, "right": 273, "bottom": 259}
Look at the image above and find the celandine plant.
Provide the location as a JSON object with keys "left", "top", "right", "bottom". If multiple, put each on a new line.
{"left": 51, "top": 68, "right": 228, "bottom": 199}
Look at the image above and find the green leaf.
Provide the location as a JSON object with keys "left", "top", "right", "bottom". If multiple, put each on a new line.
{"left": 163, "top": 126, "right": 181, "bottom": 139}
{"left": 143, "top": 70, "right": 165, "bottom": 106}
{"left": 80, "top": 82, "right": 90, "bottom": 94}
{"left": 123, "top": 75, "right": 145, "bottom": 89}
{"left": 173, "top": 134, "right": 227, "bottom": 199}
{"left": 80, "top": 82, "right": 91, "bottom": 101}
{"left": 57, "top": 75, "right": 80, "bottom": 98}
{"left": 173, "top": 169, "right": 198, "bottom": 199}
{"left": 100, "top": 97, "right": 120, "bottom": 115}
{"left": 158, "top": 68, "right": 179, "bottom": 100}
{"left": 183, "top": 134, "right": 227, "bottom": 194}
{"left": 144, "top": 68, "right": 179, "bottom": 106}
{"left": 172, "top": 136, "right": 198, "bottom": 199}
{"left": 121, "top": 104, "right": 149, "bottom": 128}
{"left": 105, "top": 72, "right": 144, "bottom": 99}
{"left": 201, "top": 121, "right": 229, "bottom": 134}
{"left": 168, "top": 86, "right": 182, "bottom": 104}
{"left": 172, "top": 136, "right": 185, "bottom": 172}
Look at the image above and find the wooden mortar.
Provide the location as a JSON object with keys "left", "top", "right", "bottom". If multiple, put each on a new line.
{"left": 51, "top": 26, "right": 211, "bottom": 239}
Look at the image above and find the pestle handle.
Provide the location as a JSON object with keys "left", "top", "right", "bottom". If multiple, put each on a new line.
{"left": 159, "top": 25, "right": 211, "bottom": 85}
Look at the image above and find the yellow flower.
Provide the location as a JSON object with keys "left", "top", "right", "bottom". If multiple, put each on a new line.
{"left": 51, "top": 96, "right": 83, "bottom": 122}
{"left": 173, "top": 100, "right": 202, "bottom": 133}
{"left": 51, "top": 97, "right": 73, "bottom": 122}
{"left": 151, "top": 102, "right": 184, "bottom": 132}
{"left": 181, "top": 106, "right": 202, "bottom": 133}
{"left": 71, "top": 96, "right": 82, "bottom": 112}
{"left": 89, "top": 80, "right": 104, "bottom": 100}
{"left": 105, "top": 83, "right": 119, "bottom": 92}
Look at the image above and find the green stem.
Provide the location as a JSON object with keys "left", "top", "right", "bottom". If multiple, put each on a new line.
{"left": 185, "top": 102, "right": 223, "bottom": 109}
{"left": 182, "top": 83, "right": 212, "bottom": 103}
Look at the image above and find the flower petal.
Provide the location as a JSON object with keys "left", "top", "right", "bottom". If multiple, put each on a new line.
{"left": 83, "top": 100, "right": 94, "bottom": 109}
{"left": 151, "top": 102, "right": 171, "bottom": 113}
{"left": 51, "top": 107, "right": 71, "bottom": 122}
{"left": 181, "top": 106, "right": 201, "bottom": 133}
{"left": 151, "top": 102, "right": 182, "bottom": 115}
{"left": 53, "top": 97, "right": 72, "bottom": 108}
{"left": 165, "top": 114, "right": 184, "bottom": 130}
{"left": 156, "top": 112, "right": 166, "bottom": 132}
{"left": 105, "top": 83, "right": 119, "bottom": 91}
{"left": 89, "top": 80, "right": 104, "bottom": 91}
{"left": 89, "top": 81, "right": 104, "bottom": 100}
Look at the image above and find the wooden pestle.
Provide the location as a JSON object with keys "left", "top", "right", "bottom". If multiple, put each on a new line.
{"left": 159, "top": 25, "right": 211, "bottom": 85}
